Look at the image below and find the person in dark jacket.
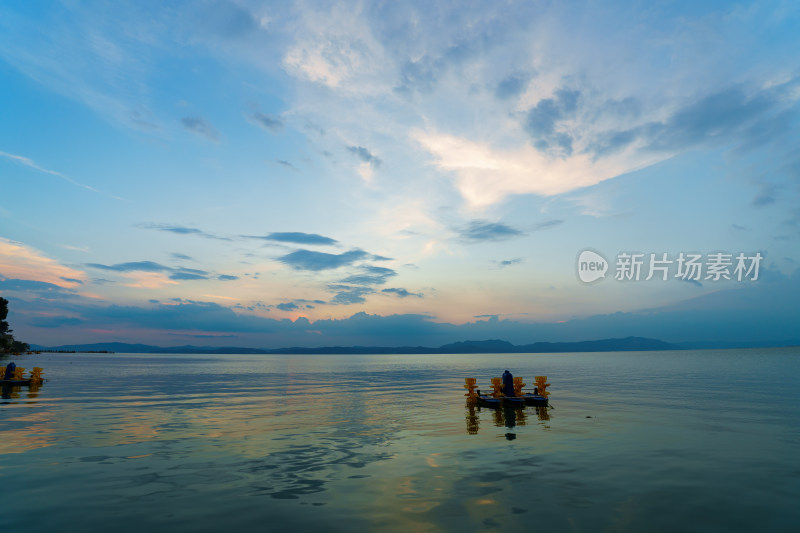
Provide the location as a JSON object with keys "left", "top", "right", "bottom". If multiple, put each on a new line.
{"left": 4, "top": 361, "right": 16, "bottom": 380}
{"left": 502, "top": 369, "right": 515, "bottom": 397}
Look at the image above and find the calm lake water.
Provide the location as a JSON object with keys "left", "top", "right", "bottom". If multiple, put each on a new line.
{"left": 1, "top": 348, "right": 799, "bottom": 532}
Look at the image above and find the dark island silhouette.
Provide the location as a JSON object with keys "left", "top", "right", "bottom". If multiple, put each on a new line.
{"left": 31, "top": 336, "right": 679, "bottom": 354}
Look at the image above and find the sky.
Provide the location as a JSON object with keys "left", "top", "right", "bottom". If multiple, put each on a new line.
{"left": 1, "top": 1, "right": 799, "bottom": 348}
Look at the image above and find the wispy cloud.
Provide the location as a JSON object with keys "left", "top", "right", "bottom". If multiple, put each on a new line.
{"left": 181, "top": 116, "right": 220, "bottom": 141}
{"left": 86, "top": 261, "right": 171, "bottom": 273}
{"left": 532, "top": 219, "right": 564, "bottom": 231}
{"left": 0, "top": 150, "right": 124, "bottom": 200}
{"left": 382, "top": 287, "right": 422, "bottom": 298}
{"left": 414, "top": 130, "right": 653, "bottom": 208}
{"left": 458, "top": 221, "right": 524, "bottom": 242}
{"left": 0, "top": 4, "right": 163, "bottom": 131}
{"left": 278, "top": 249, "right": 369, "bottom": 271}
{"left": 246, "top": 232, "right": 338, "bottom": 246}
{"left": 0, "top": 277, "right": 80, "bottom": 299}
{"left": 752, "top": 184, "right": 778, "bottom": 207}
{"left": 586, "top": 84, "right": 797, "bottom": 159}
{"left": 340, "top": 265, "right": 397, "bottom": 285}
{"left": 0, "top": 238, "right": 86, "bottom": 288}
{"left": 249, "top": 111, "right": 283, "bottom": 133}
{"left": 281, "top": 5, "right": 388, "bottom": 91}
{"left": 167, "top": 333, "right": 238, "bottom": 339}
{"left": 416, "top": 75, "right": 800, "bottom": 209}
{"left": 329, "top": 285, "right": 374, "bottom": 305}
{"left": 138, "top": 223, "right": 232, "bottom": 241}
{"left": 169, "top": 268, "right": 211, "bottom": 281}
{"left": 347, "top": 145, "right": 382, "bottom": 168}
{"left": 59, "top": 244, "right": 90, "bottom": 252}
{"left": 274, "top": 298, "right": 326, "bottom": 312}
{"left": 30, "top": 316, "right": 84, "bottom": 328}
{"left": 275, "top": 159, "right": 299, "bottom": 171}
{"left": 494, "top": 258, "right": 523, "bottom": 268}
{"left": 85, "top": 260, "right": 237, "bottom": 283}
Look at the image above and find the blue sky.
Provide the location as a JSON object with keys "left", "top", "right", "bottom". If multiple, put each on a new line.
{"left": 1, "top": 1, "right": 798, "bottom": 348}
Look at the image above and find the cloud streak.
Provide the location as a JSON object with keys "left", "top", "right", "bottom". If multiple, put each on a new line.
{"left": 247, "top": 232, "right": 338, "bottom": 246}
{"left": 494, "top": 258, "right": 523, "bottom": 268}
{"left": 532, "top": 219, "right": 564, "bottom": 231}
{"left": 415, "top": 130, "right": 654, "bottom": 208}
{"left": 339, "top": 265, "right": 397, "bottom": 285}
{"left": 382, "top": 287, "right": 422, "bottom": 298}
{"left": 458, "top": 221, "right": 524, "bottom": 242}
{"left": 85, "top": 260, "right": 236, "bottom": 283}
{"left": 0, "top": 238, "right": 86, "bottom": 288}
{"left": 86, "top": 261, "right": 171, "bottom": 273}
{"left": 0, "top": 277, "right": 80, "bottom": 299}
{"left": 586, "top": 84, "right": 798, "bottom": 159}
{"left": 347, "top": 145, "right": 382, "bottom": 168}
{"left": 0, "top": 150, "right": 124, "bottom": 200}
{"left": 329, "top": 286, "right": 374, "bottom": 305}
{"left": 275, "top": 159, "right": 299, "bottom": 171}
{"left": 181, "top": 116, "right": 220, "bottom": 141}
{"left": 138, "top": 223, "right": 232, "bottom": 241}
{"left": 249, "top": 111, "right": 283, "bottom": 133}
{"left": 278, "top": 249, "right": 369, "bottom": 271}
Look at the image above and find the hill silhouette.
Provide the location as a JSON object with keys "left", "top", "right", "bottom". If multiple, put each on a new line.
{"left": 31, "top": 336, "right": 679, "bottom": 354}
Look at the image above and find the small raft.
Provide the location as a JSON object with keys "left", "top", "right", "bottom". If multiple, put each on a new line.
{"left": 477, "top": 394, "right": 520, "bottom": 407}
{"left": 466, "top": 376, "right": 550, "bottom": 408}
{"left": 1, "top": 366, "right": 45, "bottom": 387}
{"left": 477, "top": 393, "right": 548, "bottom": 408}
{"left": 475, "top": 394, "right": 501, "bottom": 407}
{"left": 521, "top": 393, "right": 549, "bottom": 407}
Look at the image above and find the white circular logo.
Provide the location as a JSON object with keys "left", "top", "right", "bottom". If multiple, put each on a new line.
{"left": 577, "top": 249, "right": 608, "bottom": 283}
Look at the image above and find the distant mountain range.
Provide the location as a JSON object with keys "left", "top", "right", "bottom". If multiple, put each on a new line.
{"left": 30, "top": 336, "right": 682, "bottom": 354}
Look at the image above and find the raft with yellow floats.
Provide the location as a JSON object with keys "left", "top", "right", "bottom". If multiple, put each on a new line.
{"left": 0, "top": 367, "right": 45, "bottom": 386}
{"left": 464, "top": 376, "right": 550, "bottom": 407}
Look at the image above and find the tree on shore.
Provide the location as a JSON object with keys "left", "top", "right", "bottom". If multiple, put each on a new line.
{"left": 1, "top": 297, "right": 30, "bottom": 353}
